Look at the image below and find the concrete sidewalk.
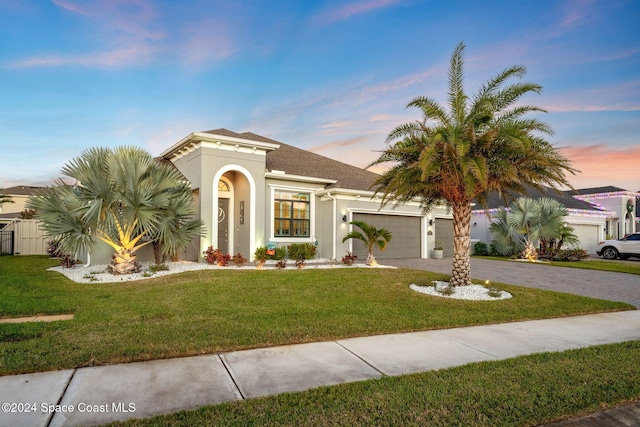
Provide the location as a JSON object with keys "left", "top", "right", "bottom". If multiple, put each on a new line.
{"left": 1, "top": 310, "right": 639, "bottom": 427}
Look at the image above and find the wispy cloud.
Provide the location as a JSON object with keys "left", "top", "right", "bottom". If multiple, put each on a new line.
{"left": 9, "top": 1, "right": 246, "bottom": 69}
{"left": 311, "top": 0, "right": 404, "bottom": 27}
{"left": 542, "top": 80, "right": 640, "bottom": 113}
{"left": 308, "top": 136, "right": 367, "bottom": 153}
{"left": 10, "top": 44, "right": 157, "bottom": 68}
{"left": 178, "top": 20, "right": 237, "bottom": 65}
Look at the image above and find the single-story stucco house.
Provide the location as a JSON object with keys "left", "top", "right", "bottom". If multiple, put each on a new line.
{"left": 470, "top": 185, "right": 639, "bottom": 254}
{"left": 84, "top": 128, "right": 454, "bottom": 264}
{"left": 568, "top": 186, "right": 638, "bottom": 239}
{"left": 0, "top": 185, "right": 43, "bottom": 228}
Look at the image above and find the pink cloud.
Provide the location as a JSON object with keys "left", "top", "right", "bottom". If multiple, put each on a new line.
{"left": 10, "top": 44, "right": 157, "bottom": 68}
{"left": 308, "top": 136, "right": 367, "bottom": 153}
{"left": 559, "top": 0, "right": 595, "bottom": 30}
{"left": 560, "top": 145, "right": 640, "bottom": 190}
{"left": 312, "top": 0, "right": 403, "bottom": 27}
{"left": 179, "top": 20, "right": 237, "bottom": 65}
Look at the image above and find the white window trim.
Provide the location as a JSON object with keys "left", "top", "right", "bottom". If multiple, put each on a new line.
{"left": 269, "top": 185, "right": 316, "bottom": 243}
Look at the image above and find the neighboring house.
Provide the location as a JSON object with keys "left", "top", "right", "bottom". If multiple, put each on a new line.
{"left": 0, "top": 185, "right": 43, "bottom": 228}
{"left": 568, "top": 186, "right": 638, "bottom": 239}
{"left": 86, "top": 129, "right": 454, "bottom": 264}
{"left": 471, "top": 186, "right": 616, "bottom": 254}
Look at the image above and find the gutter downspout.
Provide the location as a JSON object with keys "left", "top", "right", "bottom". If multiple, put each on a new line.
{"left": 326, "top": 192, "right": 337, "bottom": 260}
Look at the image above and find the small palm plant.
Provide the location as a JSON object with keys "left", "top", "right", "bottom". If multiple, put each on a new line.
{"left": 342, "top": 220, "right": 392, "bottom": 266}
{"left": 490, "top": 197, "right": 570, "bottom": 260}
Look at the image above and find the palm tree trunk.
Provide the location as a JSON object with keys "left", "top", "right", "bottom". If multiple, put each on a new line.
{"left": 450, "top": 201, "right": 472, "bottom": 286}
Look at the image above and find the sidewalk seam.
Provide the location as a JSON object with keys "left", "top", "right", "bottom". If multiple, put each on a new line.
{"left": 218, "top": 355, "right": 246, "bottom": 400}
{"left": 45, "top": 368, "right": 77, "bottom": 427}
{"left": 334, "top": 341, "right": 387, "bottom": 377}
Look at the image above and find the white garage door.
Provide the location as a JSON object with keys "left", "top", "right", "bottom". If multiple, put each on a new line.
{"left": 351, "top": 213, "right": 421, "bottom": 259}
{"left": 571, "top": 224, "right": 600, "bottom": 254}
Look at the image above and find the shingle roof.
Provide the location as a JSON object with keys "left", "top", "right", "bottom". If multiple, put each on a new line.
{"left": 0, "top": 185, "right": 43, "bottom": 196}
{"left": 476, "top": 185, "right": 604, "bottom": 212}
{"left": 200, "top": 129, "right": 380, "bottom": 191}
{"left": 568, "top": 186, "right": 628, "bottom": 195}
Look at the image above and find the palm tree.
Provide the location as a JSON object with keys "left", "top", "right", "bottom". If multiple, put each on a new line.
{"left": 370, "top": 42, "right": 576, "bottom": 285}
{"left": 490, "top": 197, "right": 569, "bottom": 259}
{"left": 342, "top": 220, "right": 392, "bottom": 266}
{"left": 28, "top": 146, "right": 203, "bottom": 274}
{"left": 0, "top": 189, "right": 14, "bottom": 207}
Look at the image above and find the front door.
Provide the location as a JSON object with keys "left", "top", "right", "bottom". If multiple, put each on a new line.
{"left": 218, "top": 198, "right": 229, "bottom": 253}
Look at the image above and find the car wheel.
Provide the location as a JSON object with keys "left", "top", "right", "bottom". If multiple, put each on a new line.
{"left": 602, "top": 247, "right": 619, "bottom": 260}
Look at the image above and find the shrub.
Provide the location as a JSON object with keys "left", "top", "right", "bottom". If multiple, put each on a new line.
{"left": 287, "top": 243, "right": 317, "bottom": 262}
{"left": 474, "top": 241, "right": 488, "bottom": 256}
{"left": 254, "top": 246, "right": 268, "bottom": 262}
{"left": 341, "top": 251, "right": 357, "bottom": 266}
{"left": 255, "top": 246, "right": 287, "bottom": 261}
{"left": 203, "top": 247, "right": 231, "bottom": 266}
{"left": 46, "top": 238, "right": 62, "bottom": 258}
{"left": 275, "top": 259, "right": 287, "bottom": 269}
{"left": 59, "top": 254, "right": 79, "bottom": 268}
{"left": 489, "top": 241, "right": 501, "bottom": 256}
{"left": 232, "top": 253, "right": 247, "bottom": 267}
{"left": 148, "top": 263, "right": 169, "bottom": 273}
{"left": 538, "top": 248, "right": 589, "bottom": 262}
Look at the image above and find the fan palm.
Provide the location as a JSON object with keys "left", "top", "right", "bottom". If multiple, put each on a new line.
{"left": 489, "top": 197, "right": 572, "bottom": 259}
{"left": 370, "top": 42, "right": 576, "bottom": 285}
{"left": 342, "top": 220, "right": 392, "bottom": 266}
{"left": 28, "top": 146, "right": 203, "bottom": 274}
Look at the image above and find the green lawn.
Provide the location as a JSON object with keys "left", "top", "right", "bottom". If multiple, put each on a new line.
{"left": 475, "top": 255, "right": 640, "bottom": 275}
{"left": 0, "top": 256, "right": 632, "bottom": 376}
{"left": 105, "top": 341, "right": 640, "bottom": 427}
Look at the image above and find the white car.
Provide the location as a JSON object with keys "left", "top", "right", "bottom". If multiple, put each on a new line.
{"left": 596, "top": 232, "right": 640, "bottom": 260}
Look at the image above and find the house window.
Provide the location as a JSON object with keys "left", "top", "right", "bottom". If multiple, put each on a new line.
{"left": 218, "top": 180, "right": 230, "bottom": 192}
{"left": 274, "top": 191, "right": 310, "bottom": 237}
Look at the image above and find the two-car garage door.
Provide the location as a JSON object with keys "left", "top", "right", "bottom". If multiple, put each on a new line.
{"left": 351, "top": 213, "right": 421, "bottom": 259}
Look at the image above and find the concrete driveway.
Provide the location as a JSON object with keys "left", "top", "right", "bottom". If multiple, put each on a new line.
{"left": 384, "top": 257, "right": 640, "bottom": 309}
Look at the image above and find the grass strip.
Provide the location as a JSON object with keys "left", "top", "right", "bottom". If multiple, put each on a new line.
{"left": 105, "top": 341, "right": 640, "bottom": 427}
{"left": 0, "top": 256, "right": 632, "bottom": 375}
{"left": 474, "top": 256, "right": 640, "bottom": 275}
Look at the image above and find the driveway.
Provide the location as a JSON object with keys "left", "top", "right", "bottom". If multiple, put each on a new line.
{"left": 384, "top": 257, "right": 640, "bottom": 309}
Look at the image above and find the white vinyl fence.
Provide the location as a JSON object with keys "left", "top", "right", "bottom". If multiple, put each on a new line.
{"left": 3, "top": 219, "right": 48, "bottom": 255}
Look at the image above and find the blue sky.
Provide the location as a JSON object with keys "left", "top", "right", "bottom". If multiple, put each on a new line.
{"left": 1, "top": 0, "right": 639, "bottom": 191}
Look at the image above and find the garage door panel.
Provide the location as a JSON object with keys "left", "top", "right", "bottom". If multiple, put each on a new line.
{"left": 571, "top": 224, "right": 599, "bottom": 254}
{"left": 434, "top": 218, "right": 454, "bottom": 257}
{"left": 352, "top": 213, "right": 421, "bottom": 259}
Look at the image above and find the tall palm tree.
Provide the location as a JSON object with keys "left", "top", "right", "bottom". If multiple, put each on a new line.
{"left": 370, "top": 42, "right": 576, "bottom": 285}
{"left": 28, "top": 146, "right": 203, "bottom": 274}
{"left": 342, "top": 220, "right": 392, "bottom": 266}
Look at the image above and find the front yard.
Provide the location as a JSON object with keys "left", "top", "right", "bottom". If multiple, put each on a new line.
{"left": 0, "top": 256, "right": 632, "bottom": 376}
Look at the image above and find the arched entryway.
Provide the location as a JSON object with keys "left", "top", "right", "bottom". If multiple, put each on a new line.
{"left": 212, "top": 165, "right": 256, "bottom": 260}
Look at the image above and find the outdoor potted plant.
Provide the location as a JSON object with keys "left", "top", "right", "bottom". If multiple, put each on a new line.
{"left": 433, "top": 241, "right": 444, "bottom": 259}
